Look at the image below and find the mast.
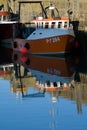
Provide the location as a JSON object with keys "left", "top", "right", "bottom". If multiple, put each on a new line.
{"left": 7, "top": 0, "right": 13, "bottom": 13}
{"left": 67, "top": 0, "right": 73, "bottom": 21}
{"left": 73, "top": 0, "right": 79, "bottom": 19}
{"left": 13, "top": 0, "right": 16, "bottom": 13}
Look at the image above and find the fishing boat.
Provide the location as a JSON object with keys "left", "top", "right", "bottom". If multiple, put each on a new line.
{"left": 0, "top": 11, "right": 18, "bottom": 42}
{"left": 12, "top": 0, "right": 78, "bottom": 56}
{"left": 0, "top": 1, "right": 19, "bottom": 44}
{"left": 0, "top": 1, "right": 20, "bottom": 64}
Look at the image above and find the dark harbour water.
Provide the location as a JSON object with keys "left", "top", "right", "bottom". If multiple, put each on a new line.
{"left": 0, "top": 50, "right": 87, "bottom": 130}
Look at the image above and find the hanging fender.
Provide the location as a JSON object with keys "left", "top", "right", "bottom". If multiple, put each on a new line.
{"left": 20, "top": 42, "right": 30, "bottom": 54}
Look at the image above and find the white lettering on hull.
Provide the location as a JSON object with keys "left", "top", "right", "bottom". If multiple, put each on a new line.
{"left": 46, "top": 37, "right": 60, "bottom": 43}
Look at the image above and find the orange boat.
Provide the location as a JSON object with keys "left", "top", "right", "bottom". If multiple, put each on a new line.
{"left": 12, "top": 1, "right": 77, "bottom": 56}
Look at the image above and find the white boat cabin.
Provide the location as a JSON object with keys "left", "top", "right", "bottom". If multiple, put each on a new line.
{"left": 31, "top": 17, "right": 72, "bottom": 29}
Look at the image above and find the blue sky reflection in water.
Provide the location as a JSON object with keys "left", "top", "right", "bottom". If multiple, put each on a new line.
{"left": 0, "top": 79, "right": 87, "bottom": 130}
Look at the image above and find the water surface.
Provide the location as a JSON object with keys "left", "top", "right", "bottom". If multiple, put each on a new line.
{"left": 0, "top": 53, "right": 87, "bottom": 130}
{"left": 0, "top": 75, "right": 87, "bottom": 130}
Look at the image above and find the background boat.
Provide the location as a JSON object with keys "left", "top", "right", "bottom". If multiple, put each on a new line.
{"left": 0, "top": 0, "right": 19, "bottom": 44}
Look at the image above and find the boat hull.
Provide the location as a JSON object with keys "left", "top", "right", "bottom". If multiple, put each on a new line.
{"left": 0, "top": 45, "right": 12, "bottom": 64}
{"left": 12, "top": 29, "right": 75, "bottom": 56}
{"left": 29, "top": 35, "right": 75, "bottom": 55}
{"left": 0, "top": 22, "right": 19, "bottom": 42}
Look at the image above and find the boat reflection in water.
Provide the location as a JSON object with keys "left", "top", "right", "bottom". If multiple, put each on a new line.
{"left": 12, "top": 52, "right": 77, "bottom": 94}
{"left": 10, "top": 52, "right": 87, "bottom": 115}
{"left": 0, "top": 63, "right": 13, "bottom": 80}
{"left": 10, "top": 67, "right": 45, "bottom": 98}
{"left": 10, "top": 59, "right": 45, "bottom": 97}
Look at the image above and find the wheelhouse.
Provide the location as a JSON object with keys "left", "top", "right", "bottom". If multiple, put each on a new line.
{"left": 31, "top": 19, "right": 71, "bottom": 29}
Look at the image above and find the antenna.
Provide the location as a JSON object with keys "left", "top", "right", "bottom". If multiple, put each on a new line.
{"left": 67, "top": 0, "right": 73, "bottom": 21}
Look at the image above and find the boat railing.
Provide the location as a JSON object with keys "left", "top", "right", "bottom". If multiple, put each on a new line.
{"left": 0, "top": 11, "right": 19, "bottom": 22}
{"left": 30, "top": 20, "right": 70, "bottom": 29}
{"left": 0, "top": 64, "right": 14, "bottom": 71}
{"left": 0, "top": 11, "right": 10, "bottom": 21}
